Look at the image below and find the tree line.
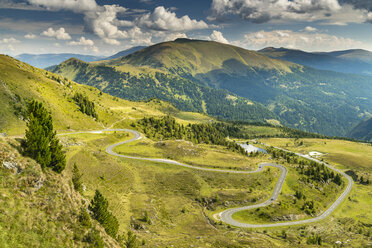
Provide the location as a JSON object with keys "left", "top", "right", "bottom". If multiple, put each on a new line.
{"left": 267, "top": 147, "right": 342, "bottom": 185}
{"left": 73, "top": 93, "right": 98, "bottom": 119}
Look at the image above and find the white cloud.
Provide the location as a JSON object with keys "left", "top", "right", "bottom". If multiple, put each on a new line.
{"left": 304, "top": 26, "right": 318, "bottom": 32}
{"left": 234, "top": 30, "right": 364, "bottom": 52}
{"left": 136, "top": 6, "right": 209, "bottom": 31}
{"left": 41, "top": 27, "right": 71, "bottom": 40}
{"left": 67, "top": 36, "right": 99, "bottom": 52}
{"left": 157, "top": 32, "right": 187, "bottom": 42}
{"left": 91, "top": 46, "right": 99, "bottom": 53}
{"left": 28, "top": 0, "right": 98, "bottom": 13}
{"left": 208, "top": 0, "right": 372, "bottom": 25}
{"left": 24, "top": 33, "right": 37, "bottom": 39}
{"left": 27, "top": 1, "right": 210, "bottom": 46}
{"left": 0, "top": 37, "right": 20, "bottom": 43}
{"left": 68, "top": 36, "right": 94, "bottom": 46}
{"left": 209, "top": 30, "right": 229, "bottom": 44}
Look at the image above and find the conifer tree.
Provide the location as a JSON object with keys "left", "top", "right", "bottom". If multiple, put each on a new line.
{"left": 23, "top": 100, "right": 66, "bottom": 173}
{"left": 23, "top": 101, "right": 52, "bottom": 168}
{"left": 89, "top": 190, "right": 119, "bottom": 238}
{"left": 72, "top": 163, "right": 83, "bottom": 192}
{"left": 49, "top": 135, "right": 66, "bottom": 173}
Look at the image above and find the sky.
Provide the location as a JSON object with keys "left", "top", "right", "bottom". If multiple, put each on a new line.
{"left": 1, "top": 0, "right": 372, "bottom": 56}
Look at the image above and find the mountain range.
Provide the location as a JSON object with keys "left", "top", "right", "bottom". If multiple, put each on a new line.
{"left": 50, "top": 38, "right": 372, "bottom": 137}
{"left": 15, "top": 46, "right": 148, "bottom": 69}
{"left": 15, "top": 53, "right": 105, "bottom": 69}
{"left": 259, "top": 47, "right": 372, "bottom": 75}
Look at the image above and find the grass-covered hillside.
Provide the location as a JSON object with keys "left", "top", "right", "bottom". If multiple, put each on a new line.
{"left": 0, "top": 54, "right": 222, "bottom": 135}
{"left": 51, "top": 57, "right": 279, "bottom": 124}
{"left": 1, "top": 56, "right": 371, "bottom": 247}
{"left": 51, "top": 39, "right": 372, "bottom": 137}
{"left": 0, "top": 137, "right": 120, "bottom": 247}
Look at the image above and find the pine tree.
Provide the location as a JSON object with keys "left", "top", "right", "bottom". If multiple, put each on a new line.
{"left": 72, "top": 163, "right": 83, "bottom": 192}
{"left": 89, "top": 190, "right": 119, "bottom": 238}
{"left": 22, "top": 100, "right": 66, "bottom": 173}
{"left": 89, "top": 190, "right": 109, "bottom": 223}
{"left": 49, "top": 135, "right": 66, "bottom": 173}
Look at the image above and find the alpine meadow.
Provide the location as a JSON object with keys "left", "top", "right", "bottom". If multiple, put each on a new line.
{"left": 0, "top": 0, "right": 372, "bottom": 248}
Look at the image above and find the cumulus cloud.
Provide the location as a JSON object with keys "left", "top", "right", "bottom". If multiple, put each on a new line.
{"left": 0, "top": 37, "right": 20, "bottom": 43}
{"left": 208, "top": 0, "right": 372, "bottom": 25}
{"left": 68, "top": 36, "right": 94, "bottom": 46}
{"left": 28, "top": 0, "right": 98, "bottom": 13}
{"left": 304, "top": 26, "right": 318, "bottom": 32}
{"left": 28, "top": 0, "right": 210, "bottom": 45}
{"left": 234, "top": 30, "right": 363, "bottom": 51}
{"left": 209, "top": 30, "right": 229, "bottom": 44}
{"left": 24, "top": 33, "right": 36, "bottom": 39}
{"left": 136, "top": 6, "right": 209, "bottom": 31}
{"left": 41, "top": 27, "right": 71, "bottom": 40}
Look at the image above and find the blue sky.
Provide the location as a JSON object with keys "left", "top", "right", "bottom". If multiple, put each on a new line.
{"left": 1, "top": 0, "right": 372, "bottom": 56}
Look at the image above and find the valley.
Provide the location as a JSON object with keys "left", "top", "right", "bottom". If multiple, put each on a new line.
{"left": 0, "top": 33, "right": 371, "bottom": 248}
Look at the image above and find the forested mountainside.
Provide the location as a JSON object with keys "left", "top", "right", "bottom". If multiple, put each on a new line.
{"left": 52, "top": 39, "right": 372, "bottom": 136}
{"left": 51, "top": 58, "right": 278, "bottom": 124}
{"left": 347, "top": 117, "right": 372, "bottom": 142}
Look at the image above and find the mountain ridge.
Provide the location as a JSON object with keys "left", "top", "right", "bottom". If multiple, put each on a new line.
{"left": 258, "top": 47, "right": 372, "bottom": 75}
{"left": 15, "top": 53, "right": 104, "bottom": 69}
{"left": 347, "top": 117, "right": 372, "bottom": 142}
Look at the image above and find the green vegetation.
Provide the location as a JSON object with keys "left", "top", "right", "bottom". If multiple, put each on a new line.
{"left": 22, "top": 100, "right": 65, "bottom": 173}
{"left": 72, "top": 163, "right": 83, "bottom": 193}
{"left": 119, "top": 231, "right": 139, "bottom": 248}
{"left": 52, "top": 58, "right": 278, "bottom": 124}
{"left": 52, "top": 39, "right": 372, "bottom": 136}
{"left": 73, "top": 93, "right": 98, "bottom": 119}
{"left": 0, "top": 138, "right": 116, "bottom": 247}
{"left": 347, "top": 117, "right": 372, "bottom": 142}
{"left": 1, "top": 54, "right": 372, "bottom": 247}
{"left": 84, "top": 229, "right": 104, "bottom": 248}
{"left": 89, "top": 190, "right": 119, "bottom": 238}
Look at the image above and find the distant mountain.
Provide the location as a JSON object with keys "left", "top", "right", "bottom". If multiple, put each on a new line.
{"left": 323, "top": 49, "right": 372, "bottom": 64}
{"left": 259, "top": 47, "right": 372, "bottom": 75}
{"left": 347, "top": 117, "right": 372, "bottom": 142}
{"left": 15, "top": 53, "right": 104, "bottom": 69}
{"left": 102, "top": 46, "right": 147, "bottom": 60}
{"left": 51, "top": 39, "right": 372, "bottom": 136}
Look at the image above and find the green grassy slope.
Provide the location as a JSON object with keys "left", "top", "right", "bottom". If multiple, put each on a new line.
{"left": 0, "top": 54, "right": 220, "bottom": 135}
{"left": 111, "top": 39, "right": 296, "bottom": 75}
{"left": 52, "top": 57, "right": 279, "bottom": 124}
{"left": 0, "top": 137, "right": 119, "bottom": 248}
{"left": 1, "top": 56, "right": 371, "bottom": 247}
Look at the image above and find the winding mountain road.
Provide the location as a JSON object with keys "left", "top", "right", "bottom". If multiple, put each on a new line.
{"left": 60, "top": 129, "right": 353, "bottom": 228}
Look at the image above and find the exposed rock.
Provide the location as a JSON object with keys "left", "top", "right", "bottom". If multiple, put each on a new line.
{"left": 3, "top": 161, "right": 22, "bottom": 174}
{"left": 271, "top": 214, "right": 304, "bottom": 222}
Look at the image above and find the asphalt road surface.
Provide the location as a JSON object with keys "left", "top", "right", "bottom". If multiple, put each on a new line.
{"left": 60, "top": 129, "right": 353, "bottom": 228}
